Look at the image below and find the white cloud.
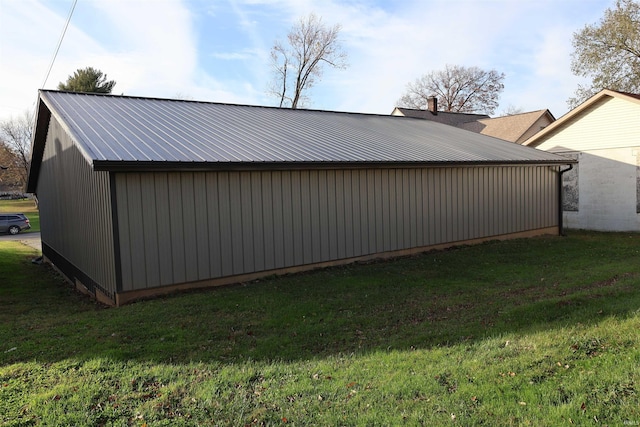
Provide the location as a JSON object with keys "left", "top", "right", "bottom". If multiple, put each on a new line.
{"left": 0, "top": 0, "right": 616, "bottom": 123}
{"left": 0, "top": 0, "right": 102, "bottom": 118}
{"left": 78, "top": 0, "right": 198, "bottom": 97}
{"left": 509, "top": 25, "right": 583, "bottom": 117}
{"left": 0, "top": 0, "right": 197, "bottom": 118}
{"left": 210, "top": 50, "right": 260, "bottom": 61}
{"left": 301, "top": 0, "right": 612, "bottom": 115}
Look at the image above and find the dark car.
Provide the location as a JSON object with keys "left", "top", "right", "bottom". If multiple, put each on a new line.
{"left": 0, "top": 213, "right": 31, "bottom": 235}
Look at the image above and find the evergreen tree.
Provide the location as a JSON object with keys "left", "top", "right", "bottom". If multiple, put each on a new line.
{"left": 57, "top": 67, "right": 116, "bottom": 93}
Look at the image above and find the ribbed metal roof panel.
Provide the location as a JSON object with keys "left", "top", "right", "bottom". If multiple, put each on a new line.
{"left": 40, "top": 90, "right": 570, "bottom": 166}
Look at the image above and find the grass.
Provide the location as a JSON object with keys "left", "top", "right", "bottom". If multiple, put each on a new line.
{"left": 0, "top": 199, "right": 40, "bottom": 233}
{"left": 1, "top": 231, "right": 640, "bottom": 425}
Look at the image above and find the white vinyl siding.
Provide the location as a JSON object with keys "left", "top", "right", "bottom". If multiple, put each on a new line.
{"left": 535, "top": 97, "right": 640, "bottom": 153}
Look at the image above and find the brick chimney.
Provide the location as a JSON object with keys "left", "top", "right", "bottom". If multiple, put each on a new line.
{"left": 427, "top": 96, "right": 438, "bottom": 114}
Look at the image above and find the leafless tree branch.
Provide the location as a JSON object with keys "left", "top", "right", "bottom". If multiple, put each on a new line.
{"left": 268, "top": 13, "right": 348, "bottom": 109}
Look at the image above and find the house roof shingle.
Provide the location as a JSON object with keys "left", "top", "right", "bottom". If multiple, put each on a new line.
{"left": 458, "top": 109, "right": 555, "bottom": 143}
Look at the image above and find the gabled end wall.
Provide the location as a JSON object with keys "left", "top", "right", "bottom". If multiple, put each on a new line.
{"left": 35, "top": 116, "right": 118, "bottom": 300}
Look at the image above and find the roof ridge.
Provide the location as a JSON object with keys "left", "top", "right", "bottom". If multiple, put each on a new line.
{"left": 39, "top": 89, "right": 395, "bottom": 119}
{"left": 499, "top": 109, "right": 547, "bottom": 117}
{"left": 394, "top": 106, "right": 490, "bottom": 117}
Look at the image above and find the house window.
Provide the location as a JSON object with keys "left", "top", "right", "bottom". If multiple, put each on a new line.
{"left": 563, "top": 153, "right": 579, "bottom": 212}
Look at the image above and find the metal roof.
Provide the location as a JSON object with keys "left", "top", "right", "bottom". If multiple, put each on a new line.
{"left": 31, "top": 90, "right": 572, "bottom": 179}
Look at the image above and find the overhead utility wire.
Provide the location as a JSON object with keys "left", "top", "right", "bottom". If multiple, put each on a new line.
{"left": 40, "top": 0, "right": 78, "bottom": 89}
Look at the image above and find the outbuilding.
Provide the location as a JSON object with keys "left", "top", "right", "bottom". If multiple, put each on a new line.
{"left": 28, "top": 90, "right": 572, "bottom": 305}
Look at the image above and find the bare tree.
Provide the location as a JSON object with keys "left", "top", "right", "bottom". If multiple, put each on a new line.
{"left": 397, "top": 65, "right": 505, "bottom": 115}
{"left": 268, "top": 13, "right": 348, "bottom": 109}
{"left": 0, "top": 111, "right": 33, "bottom": 190}
{"left": 500, "top": 104, "right": 525, "bottom": 116}
{"left": 569, "top": 0, "right": 640, "bottom": 108}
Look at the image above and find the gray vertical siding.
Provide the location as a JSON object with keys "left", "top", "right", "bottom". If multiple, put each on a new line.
{"left": 115, "top": 166, "right": 558, "bottom": 292}
{"left": 37, "top": 118, "right": 117, "bottom": 296}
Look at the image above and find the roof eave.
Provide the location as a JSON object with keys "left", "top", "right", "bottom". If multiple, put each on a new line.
{"left": 26, "top": 97, "right": 52, "bottom": 193}
{"left": 93, "top": 158, "right": 577, "bottom": 173}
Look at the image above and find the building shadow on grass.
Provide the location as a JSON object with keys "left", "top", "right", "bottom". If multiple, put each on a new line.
{"left": 1, "top": 232, "right": 640, "bottom": 366}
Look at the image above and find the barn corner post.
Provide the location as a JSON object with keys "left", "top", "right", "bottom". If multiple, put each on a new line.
{"left": 558, "top": 164, "right": 574, "bottom": 236}
{"left": 109, "top": 172, "right": 123, "bottom": 306}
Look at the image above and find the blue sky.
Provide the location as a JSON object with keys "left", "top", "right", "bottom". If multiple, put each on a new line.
{"left": 0, "top": 0, "right": 612, "bottom": 123}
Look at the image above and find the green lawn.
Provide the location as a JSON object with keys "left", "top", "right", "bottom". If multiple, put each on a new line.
{"left": 1, "top": 231, "right": 640, "bottom": 425}
{"left": 0, "top": 198, "right": 40, "bottom": 233}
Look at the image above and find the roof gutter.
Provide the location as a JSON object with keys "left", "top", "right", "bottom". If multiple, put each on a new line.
{"left": 93, "top": 159, "right": 576, "bottom": 173}
{"left": 558, "top": 164, "right": 573, "bottom": 236}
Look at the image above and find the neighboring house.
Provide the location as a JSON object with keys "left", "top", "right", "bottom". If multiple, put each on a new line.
{"left": 392, "top": 96, "right": 555, "bottom": 143}
{"left": 391, "top": 97, "right": 490, "bottom": 126}
{"left": 459, "top": 109, "right": 555, "bottom": 144}
{"left": 524, "top": 89, "right": 640, "bottom": 232}
{"left": 28, "top": 90, "right": 572, "bottom": 306}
